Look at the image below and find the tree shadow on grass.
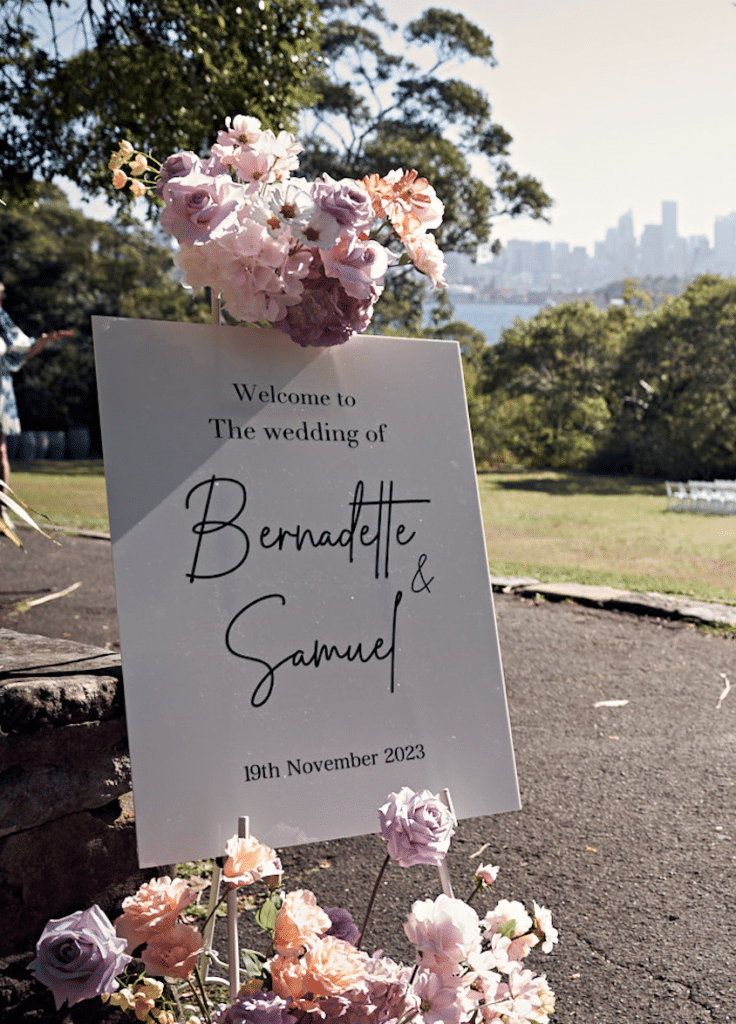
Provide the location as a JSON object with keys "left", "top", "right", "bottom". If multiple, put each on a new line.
{"left": 10, "top": 459, "right": 104, "bottom": 477}
{"left": 478, "top": 470, "right": 664, "bottom": 497}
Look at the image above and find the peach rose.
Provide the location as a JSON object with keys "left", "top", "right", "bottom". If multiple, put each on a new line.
{"left": 140, "top": 922, "right": 203, "bottom": 979}
{"left": 274, "top": 890, "right": 331, "bottom": 955}
{"left": 115, "top": 876, "right": 197, "bottom": 953}
{"left": 222, "top": 835, "right": 282, "bottom": 889}
{"left": 302, "top": 936, "right": 367, "bottom": 998}
{"left": 269, "top": 952, "right": 309, "bottom": 1005}
{"left": 270, "top": 938, "right": 366, "bottom": 1013}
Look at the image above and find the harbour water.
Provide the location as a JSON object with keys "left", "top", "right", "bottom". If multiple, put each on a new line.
{"left": 449, "top": 300, "right": 543, "bottom": 345}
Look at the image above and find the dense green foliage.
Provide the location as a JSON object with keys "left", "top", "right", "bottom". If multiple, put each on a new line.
{"left": 1, "top": 186, "right": 210, "bottom": 434}
{"left": 1, "top": 1, "right": 555, "bottom": 442}
{"left": 302, "top": 1, "right": 552, "bottom": 335}
{"left": 0, "top": 0, "right": 322, "bottom": 202}
{"left": 602, "top": 275, "right": 736, "bottom": 478}
{"left": 476, "top": 275, "right": 736, "bottom": 479}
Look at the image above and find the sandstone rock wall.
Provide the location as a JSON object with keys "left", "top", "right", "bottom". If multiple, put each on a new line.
{"left": 0, "top": 628, "right": 166, "bottom": 958}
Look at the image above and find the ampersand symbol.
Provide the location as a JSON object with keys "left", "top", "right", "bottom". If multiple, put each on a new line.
{"left": 411, "top": 553, "right": 434, "bottom": 594}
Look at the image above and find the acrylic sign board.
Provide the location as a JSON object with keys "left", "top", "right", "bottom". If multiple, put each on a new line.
{"left": 92, "top": 317, "right": 519, "bottom": 867}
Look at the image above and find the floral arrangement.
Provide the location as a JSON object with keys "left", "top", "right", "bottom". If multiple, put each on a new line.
{"left": 109, "top": 115, "right": 447, "bottom": 347}
{"left": 28, "top": 787, "right": 557, "bottom": 1024}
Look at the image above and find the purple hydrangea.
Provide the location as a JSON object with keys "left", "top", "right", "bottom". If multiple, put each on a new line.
{"left": 378, "top": 787, "right": 455, "bottom": 868}
{"left": 324, "top": 906, "right": 361, "bottom": 946}
{"left": 28, "top": 904, "right": 132, "bottom": 1010}
{"left": 273, "top": 256, "right": 377, "bottom": 347}
{"left": 212, "top": 989, "right": 297, "bottom": 1024}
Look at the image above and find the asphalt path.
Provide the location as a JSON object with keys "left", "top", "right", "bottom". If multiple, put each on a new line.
{"left": 2, "top": 530, "right": 735, "bottom": 1022}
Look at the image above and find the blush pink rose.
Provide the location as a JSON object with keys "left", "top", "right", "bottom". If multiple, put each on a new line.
{"left": 140, "top": 922, "right": 203, "bottom": 979}
{"left": 274, "top": 890, "right": 332, "bottom": 955}
{"left": 222, "top": 835, "right": 282, "bottom": 888}
{"left": 404, "top": 894, "right": 481, "bottom": 975}
{"left": 320, "top": 236, "right": 390, "bottom": 301}
{"left": 115, "top": 876, "right": 197, "bottom": 954}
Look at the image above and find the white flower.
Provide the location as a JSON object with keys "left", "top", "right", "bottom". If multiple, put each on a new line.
{"left": 532, "top": 902, "right": 559, "bottom": 953}
{"left": 482, "top": 900, "right": 533, "bottom": 941}
{"left": 475, "top": 863, "right": 499, "bottom": 886}
{"left": 250, "top": 180, "right": 340, "bottom": 250}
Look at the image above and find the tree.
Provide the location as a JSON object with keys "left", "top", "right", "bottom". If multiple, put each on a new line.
{"left": 604, "top": 275, "right": 736, "bottom": 478}
{"left": 299, "top": 1, "right": 552, "bottom": 334}
{"left": 478, "top": 301, "right": 632, "bottom": 469}
{"left": 0, "top": 0, "right": 323, "bottom": 201}
{"left": 0, "top": 185, "right": 211, "bottom": 437}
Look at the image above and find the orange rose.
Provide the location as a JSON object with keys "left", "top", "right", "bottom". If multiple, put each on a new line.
{"left": 115, "top": 876, "right": 197, "bottom": 953}
{"left": 222, "top": 835, "right": 282, "bottom": 889}
{"left": 140, "top": 923, "right": 203, "bottom": 979}
{"left": 274, "top": 890, "right": 331, "bottom": 955}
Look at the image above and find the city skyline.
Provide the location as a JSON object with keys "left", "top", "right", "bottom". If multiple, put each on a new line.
{"left": 447, "top": 198, "right": 736, "bottom": 293}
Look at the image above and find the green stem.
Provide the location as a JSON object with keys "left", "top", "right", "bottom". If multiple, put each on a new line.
{"left": 200, "top": 889, "right": 230, "bottom": 933}
{"left": 466, "top": 881, "right": 483, "bottom": 905}
{"left": 189, "top": 965, "right": 212, "bottom": 1024}
{"left": 357, "top": 852, "right": 391, "bottom": 951}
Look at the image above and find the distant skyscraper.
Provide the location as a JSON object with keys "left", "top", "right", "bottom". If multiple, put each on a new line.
{"left": 714, "top": 213, "right": 736, "bottom": 272}
{"left": 616, "top": 210, "right": 636, "bottom": 270}
{"left": 641, "top": 224, "right": 665, "bottom": 276}
{"left": 662, "top": 201, "right": 678, "bottom": 255}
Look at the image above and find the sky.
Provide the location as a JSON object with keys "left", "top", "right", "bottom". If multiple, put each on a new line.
{"left": 379, "top": 0, "right": 736, "bottom": 253}
{"left": 70, "top": 0, "right": 736, "bottom": 256}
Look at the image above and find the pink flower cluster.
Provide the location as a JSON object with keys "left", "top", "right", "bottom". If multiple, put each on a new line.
{"left": 110, "top": 115, "right": 447, "bottom": 346}
{"left": 29, "top": 790, "right": 558, "bottom": 1024}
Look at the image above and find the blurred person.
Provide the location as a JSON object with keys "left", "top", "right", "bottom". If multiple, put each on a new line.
{"left": 0, "top": 279, "right": 72, "bottom": 523}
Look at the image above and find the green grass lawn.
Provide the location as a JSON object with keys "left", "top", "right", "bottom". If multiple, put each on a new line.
{"left": 10, "top": 461, "right": 736, "bottom": 604}
{"left": 478, "top": 470, "right": 736, "bottom": 605}
{"left": 9, "top": 460, "right": 110, "bottom": 533}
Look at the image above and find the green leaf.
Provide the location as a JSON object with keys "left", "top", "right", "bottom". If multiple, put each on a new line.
{"left": 241, "top": 948, "right": 268, "bottom": 979}
{"left": 255, "top": 893, "right": 281, "bottom": 935}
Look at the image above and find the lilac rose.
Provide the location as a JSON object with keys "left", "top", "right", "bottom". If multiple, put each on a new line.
{"left": 154, "top": 150, "right": 204, "bottom": 196}
{"left": 313, "top": 175, "right": 375, "bottom": 234}
{"left": 379, "top": 787, "right": 455, "bottom": 868}
{"left": 212, "top": 989, "right": 297, "bottom": 1024}
{"left": 160, "top": 171, "right": 242, "bottom": 244}
{"left": 28, "top": 904, "right": 132, "bottom": 1009}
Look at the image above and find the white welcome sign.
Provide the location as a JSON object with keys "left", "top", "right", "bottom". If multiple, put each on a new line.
{"left": 93, "top": 317, "right": 519, "bottom": 868}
